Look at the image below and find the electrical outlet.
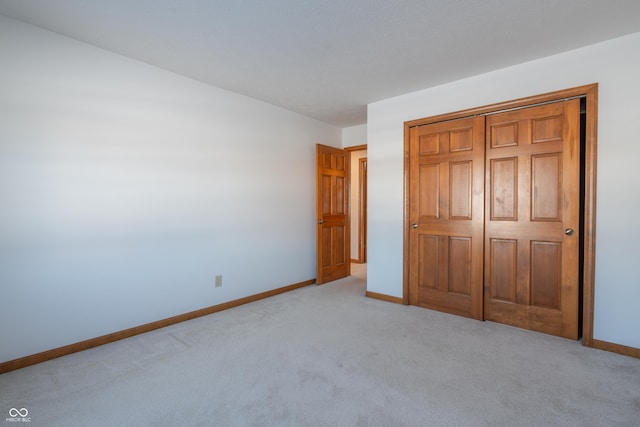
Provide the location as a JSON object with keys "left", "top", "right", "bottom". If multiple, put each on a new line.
{"left": 215, "top": 275, "right": 222, "bottom": 288}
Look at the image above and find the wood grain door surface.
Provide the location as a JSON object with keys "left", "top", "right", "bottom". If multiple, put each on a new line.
{"left": 484, "top": 100, "right": 580, "bottom": 339}
{"left": 407, "top": 99, "right": 581, "bottom": 338}
{"left": 408, "top": 116, "right": 485, "bottom": 319}
{"left": 316, "top": 144, "right": 350, "bottom": 284}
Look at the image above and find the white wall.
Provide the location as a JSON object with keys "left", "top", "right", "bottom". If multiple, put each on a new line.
{"left": 0, "top": 16, "right": 341, "bottom": 363}
{"left": 343, "top": 124, "right": 367, "bottom": 149}
{"left": 367, "top": 33, "right": 640, "bottom": 349}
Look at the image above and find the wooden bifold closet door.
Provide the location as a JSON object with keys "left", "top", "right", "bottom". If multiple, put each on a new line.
{"left": 407, "top": 99, "right": 581, "bottom": 339}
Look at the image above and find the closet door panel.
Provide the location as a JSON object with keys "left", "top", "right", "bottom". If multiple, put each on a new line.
{"left": 484, "top": 100, "right": 581, "bottom": 339}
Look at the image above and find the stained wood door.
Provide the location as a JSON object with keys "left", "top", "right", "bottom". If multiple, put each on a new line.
{"left": 316, "top": 144, "right": 350, "bottom": 284}
{"left": 408, "top": 116, "right": 485, "bottom": 319}
{"left": 484, "top": 99, "right": 581, "bottom": 339}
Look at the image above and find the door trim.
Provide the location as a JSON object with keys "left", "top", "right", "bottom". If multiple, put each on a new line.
{"left": 403, "top": 83, "right": 598, "bottom": 345}
{"left": 358, "top": 157, "right": 367, "bottom": 263}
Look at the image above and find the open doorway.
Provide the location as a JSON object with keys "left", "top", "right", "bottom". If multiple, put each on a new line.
{"left": 346, "top": 145, "right": 367, "bottom": 268}
{"left": 315, "top": 144, "right": 350, "bottom": 284}
{"left": 315, "top": 143, "right": 367, "bottom": 284}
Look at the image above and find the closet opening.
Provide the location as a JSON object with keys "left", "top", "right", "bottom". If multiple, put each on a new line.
{"left": 403, "top": 84, "right": 598, "bottom": 344}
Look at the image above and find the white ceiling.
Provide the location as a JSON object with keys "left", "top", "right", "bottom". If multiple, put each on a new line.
{"left": 1, "top": 0, "right": 639, "bottom": 127}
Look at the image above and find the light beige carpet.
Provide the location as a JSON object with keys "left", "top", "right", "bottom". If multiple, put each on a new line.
{"left": 1, "top": 268, "right": 639, "bottom": 426}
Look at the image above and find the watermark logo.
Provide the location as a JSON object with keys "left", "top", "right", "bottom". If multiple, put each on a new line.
{"left": 5, "top": 408, "right": 30, "bottom": 423}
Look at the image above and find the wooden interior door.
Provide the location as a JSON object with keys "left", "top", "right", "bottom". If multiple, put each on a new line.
{"left": 408, "top": 116, "right": 485, "bottom": 319}
{"left": 484, "top": 99, "right": 581, "bottom": 339}
{"left": 316, "top": 144, "right": 350, "bottom": 284}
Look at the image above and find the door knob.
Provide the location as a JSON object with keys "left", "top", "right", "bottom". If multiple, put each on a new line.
{"left": 564, "top": 228, "right": 574, "bottom": 236}
{"left": 318, "top": 219, "right": 324, "bottom": 224}
{"left": 412, "top": 223, "right": 418, "bottom": 229}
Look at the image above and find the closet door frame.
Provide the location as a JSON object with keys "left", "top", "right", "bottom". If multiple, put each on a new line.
{"left": 402, "top": 83, "right": 598, "bottom": 346}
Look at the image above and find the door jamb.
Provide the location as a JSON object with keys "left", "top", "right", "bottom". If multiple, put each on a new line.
{"left": 358, "top": 157, "right": 367, "bottom": 263}
{"left": 402, "top": 84, "right": 598, "bottom": 346}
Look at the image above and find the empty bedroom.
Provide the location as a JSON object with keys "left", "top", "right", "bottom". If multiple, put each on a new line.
{"left": 1, "top": 1, "right": 639, "bottom": 426}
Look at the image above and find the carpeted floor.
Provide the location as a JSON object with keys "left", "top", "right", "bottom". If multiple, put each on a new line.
{"left": 1, "top": 266, "right": 639, "bottom": 426}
